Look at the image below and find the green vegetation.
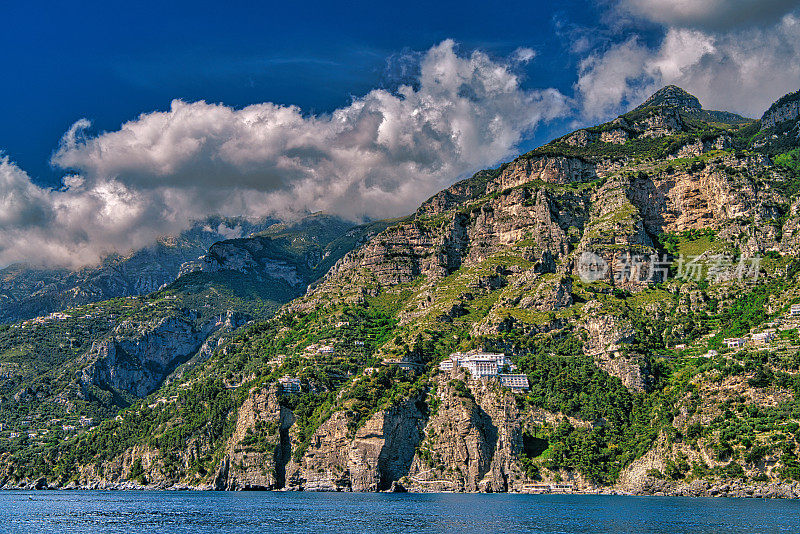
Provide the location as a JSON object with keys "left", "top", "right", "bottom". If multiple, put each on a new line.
{"left": 773, "top": 148, "right": 800, "bottom": 198}
{"left": 5, "top": 87, "right": 800, "bottom": 492}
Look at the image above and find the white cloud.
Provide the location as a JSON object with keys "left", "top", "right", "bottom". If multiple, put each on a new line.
{"left": 619, "top": 0, "right": 800, "bottom": 31}
{"left": 0, "top": 40, "right": 568, "bottom": 269}
{"left": 511, "top": 47, "right": 536, "bottom": 63}
{"left": 576, "top": 14, "right": 800, "bottom": 119}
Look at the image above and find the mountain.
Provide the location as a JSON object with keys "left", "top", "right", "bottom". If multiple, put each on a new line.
{"left": 632, "top": 85, "right": 752, "bottom": 126}
{"left": 0, "top": 213, "right": 396, "bottom": 451}
{"left": 0, "top": 216, "right": 276, "bottom": 325}
{"left": 755, "top": 89, "right": 800, "bottom": 154}
{"left": 4, "top": 87, "right": 800, "bottom": 498}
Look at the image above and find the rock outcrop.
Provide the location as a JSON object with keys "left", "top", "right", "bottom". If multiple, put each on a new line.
{"left": 285, "top": 395, "right": 427, "bottom": 491}
{"left": 79, "top": 312, "right": 217, "bottom": 397}
{"left": 762, "top": 91, "right": 800, "bottom": 129}
{"left": 179, "top": 236, "right": 302, "bottom": 286}
{"left": 404, "top": 373, "right": 529, "bottom": 492}
{"left": 214, "top": 386, "right": 294, "bottom": 490}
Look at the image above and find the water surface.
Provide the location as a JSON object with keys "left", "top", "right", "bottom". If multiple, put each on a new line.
{"left": 2, "top": 491, "right": 799, "bottom": 533}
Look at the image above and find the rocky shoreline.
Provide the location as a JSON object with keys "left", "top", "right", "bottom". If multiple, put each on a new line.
{"left": 4, "top": 478, "right": 799, "bottom": 499}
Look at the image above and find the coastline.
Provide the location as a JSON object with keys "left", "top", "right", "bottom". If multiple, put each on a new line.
{"left": 3, "top": 478, "right": 799, "bottom": 499}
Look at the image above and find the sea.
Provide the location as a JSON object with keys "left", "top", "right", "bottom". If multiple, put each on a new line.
{"left": 1, "top": 491, "right": 799, "bottom": 533}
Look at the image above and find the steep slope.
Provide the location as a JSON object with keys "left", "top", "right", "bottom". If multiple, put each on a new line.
{"left": 5, "top": 86, "right": 800, "bottom": 497}
{"left": 0, "top": 214, "right": 397, "bottom": 450}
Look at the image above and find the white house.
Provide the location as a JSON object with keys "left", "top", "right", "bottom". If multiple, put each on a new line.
{"left": 440, "top": 352, "right": 527, "bottom": 390}
{"left": 789, "top": 304, "right": 800, "bottom": 317}
{"left": 724, "top": 338, "right": 748, "bottom": 349}
{"left": 724, "top": 338, "right": 746, "bottom": 349}
{"left": 751, "top": 331, "right": 776, "bottom": 345}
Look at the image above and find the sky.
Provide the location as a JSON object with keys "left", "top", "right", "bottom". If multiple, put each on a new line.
{"left": 2, "top": 0, "right": 800, "bottom": 269}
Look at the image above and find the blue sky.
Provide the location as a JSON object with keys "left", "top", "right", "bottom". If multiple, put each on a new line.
{"left": 2, "top": 0, "right": 800, "bottom": 268}
{"left": 3, "top": 0, "right": 606, "bottom": 186}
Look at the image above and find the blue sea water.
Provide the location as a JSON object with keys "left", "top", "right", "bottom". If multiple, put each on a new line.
{"left": 1, "top": 491, "right": 799, "bottom": 533}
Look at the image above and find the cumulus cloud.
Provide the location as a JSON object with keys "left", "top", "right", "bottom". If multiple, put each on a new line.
{"left": 1, "top": 40, "right": 567, "bottom": 269}
{"left": 576, "top": 13, "right": 800, "bottom": 120}
{"left": 619, "top": 0, "right": 800, "bottom": 31}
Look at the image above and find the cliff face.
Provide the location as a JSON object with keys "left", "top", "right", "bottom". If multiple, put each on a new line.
{"left": 79, "top": 313, "right": 218, "bottom": 398}
{"left": 213, "top": 386, "right": 294, "bottom": 490}
{"left": 762, "top": 91, "right": 800, "bottom": 129}
{"left": 179, "top": 236, "right": 303, "bottom": 286}
{"left": 313, "top": 138, "right": 785, "bottom": 301}
{"left": 404, "top": 373, "right": 528, "bottom": 493}
{"left": 285, "top": 395, "right": 427, "bottom": 491}
{"left": 486, "top": 156, "right": 600, "bottom": 192}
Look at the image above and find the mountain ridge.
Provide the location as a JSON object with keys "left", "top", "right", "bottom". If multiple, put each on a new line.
{"left": 2, "top": 86, "right": 800, "bottom": 498}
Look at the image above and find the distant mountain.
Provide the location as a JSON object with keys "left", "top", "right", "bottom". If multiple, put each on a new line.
{"left": 0, "top": 216, "right": 275, "bottom": 325}
{"left": 172, "top": 213, "right": 402, "bottom": 302}
{"left": 0, "top": 212, "right": 398, "bottom": 441}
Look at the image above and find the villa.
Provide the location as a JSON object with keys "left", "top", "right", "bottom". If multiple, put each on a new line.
{"left": 751, "top": 331, "right": 776, "bottom": 345}
{"left": 440, "top": 352, "right": 529, "bottom": 391}
{"left": 439, "top": 352, "right": 517, "bottom": 376}
{"left": 790, "top": 304, "right": 800, "bottom": 317}
{"left": 724, "top": 337, "right": 748, "bottom": 349}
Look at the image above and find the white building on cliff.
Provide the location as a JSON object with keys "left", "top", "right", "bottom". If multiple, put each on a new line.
{"left": 439, "top": 352, "right": 528, "bottom": 391}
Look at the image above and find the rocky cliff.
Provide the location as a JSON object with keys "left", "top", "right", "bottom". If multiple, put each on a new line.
{"left": 6, "top": 86, "right": 800, "bottom": 498}
{"left": 762, "top": 90, "right": 800, "bottom": 129}
{"left": 78, "top": 312, "right": 219, "bottom": 398}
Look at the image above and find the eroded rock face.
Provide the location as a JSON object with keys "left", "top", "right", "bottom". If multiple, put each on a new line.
{"left": 417, "top": 170, "right": 492, "bottom": 216}
{"left": 404, "top": 373, "right": 528, "bottom": 493}
{"left": 487, "top": 156, "right": 598, "bottom": 192}
{"left": 627, "top": 154, "right": 772, "bottom": 234}
{"left": 600, "top": 128, "right": 629, "bottom": 144}
{"left": 582, "top": 303, "right": 648, "bottom": 391}
{"left": 305, "top": 183, "right": 589, "bottom": 305}
{"left": 762, "top": 94, "right": 800, "bottom": 129}
{"left": 180, "top": 236, "right": 302, "bottom": 286}
{"left": 285, "top": 395, "right": 427, "bottom": 491}
{"left": 214, "top": 386, "right": 294, "bottom": 490}
{"left": 79, "top": 313, "right": 216, "bottom": 397}
{"left": 633, "top": 107, "right": 685, "bottom": 138}
{"left": 565, "top": 130, "right": 599, "bottom": 147}
{"left": 780, "top": 198, "right": 800, "bottom": 255}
